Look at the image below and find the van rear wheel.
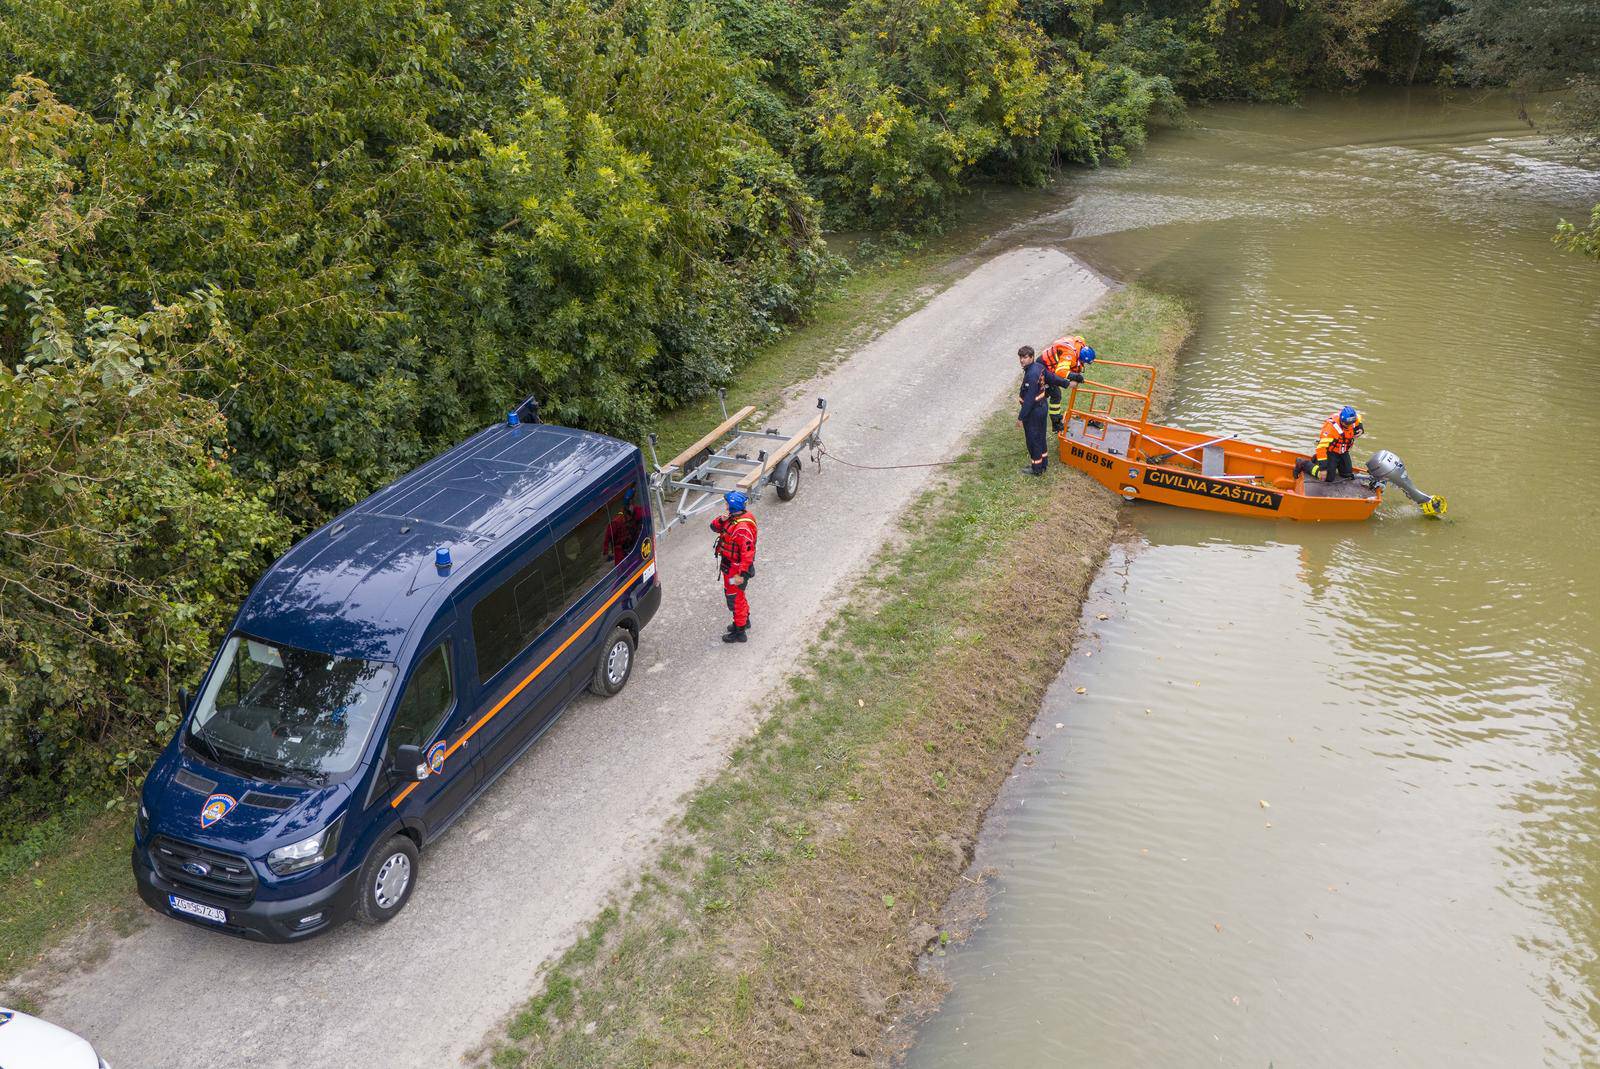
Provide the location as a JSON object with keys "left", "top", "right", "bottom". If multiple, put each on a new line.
{"left": 589, "top": 625, "right": 635, "bottom": 697}
{"left": 355, "top": 835, "right": 419, "bottom": 925}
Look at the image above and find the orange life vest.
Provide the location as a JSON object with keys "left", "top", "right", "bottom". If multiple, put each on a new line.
{"left": 1316, "top": 410, "right": 1362, "bottom": 459}
{"left": 1040, "top": 335, "right": 1086, "bottom": 377}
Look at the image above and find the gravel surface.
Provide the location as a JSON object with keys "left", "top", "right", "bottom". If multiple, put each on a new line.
{"left": 27, "top": 247, "right": 1107, "bottom": 1069}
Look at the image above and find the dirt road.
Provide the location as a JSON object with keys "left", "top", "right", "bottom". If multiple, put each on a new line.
{"left": 19, "top": 248, "right": 1107, "bottom": 1069}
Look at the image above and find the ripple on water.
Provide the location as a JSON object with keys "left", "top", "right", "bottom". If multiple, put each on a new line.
{"left": 909, "top": 88, "right": 1600, "bottom": 1069}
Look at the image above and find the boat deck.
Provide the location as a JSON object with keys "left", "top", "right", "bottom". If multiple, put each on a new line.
{"left": 1299, "top": 477, "right": 1378, "bottom": 500}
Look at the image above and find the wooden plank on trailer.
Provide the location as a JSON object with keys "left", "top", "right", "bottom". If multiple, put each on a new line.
{"left": 661, "top": 405, "right": 758, "bottom": 473}
{"left": 736, "top": 409, "right": 828, "bottom": 492}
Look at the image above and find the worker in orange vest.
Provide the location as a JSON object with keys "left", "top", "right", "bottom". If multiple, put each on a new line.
{"left": 1037, "top": 335, "right": 1096, "bottom": 434}
{"left": 711, "top": 491, "right": 758, "bottom": 643}
{"left": 1311, "top": 405, "right": 1364, "bottom": 481}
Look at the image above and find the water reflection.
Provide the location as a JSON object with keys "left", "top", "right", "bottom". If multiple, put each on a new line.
{"left": 909, "top": 89, "right": 1600, "bottom": 1067}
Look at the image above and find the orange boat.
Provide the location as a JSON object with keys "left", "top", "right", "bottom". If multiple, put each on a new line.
{"left": 1056, "top": 360, "right": 1433, "bottom": 522}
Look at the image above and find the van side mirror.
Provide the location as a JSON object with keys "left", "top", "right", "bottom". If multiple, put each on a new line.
{"left": 394, "top": 744, "right": 425, "bottom": 782}
{"left": 178, "top": 686, "right": 191, "bottom": 716}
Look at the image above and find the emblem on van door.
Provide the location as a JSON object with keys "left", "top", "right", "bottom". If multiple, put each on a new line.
{"left": 641, "top": 537, "right": 653, "bottom": 560}
{"left": 199, "top": 793, "right": 237, "bottom": 829}
{"left": 426, "top": 741, "right": 447, "bottom": 777}
{"left": 182, "top": 860, "right": 212, "bottom": 878}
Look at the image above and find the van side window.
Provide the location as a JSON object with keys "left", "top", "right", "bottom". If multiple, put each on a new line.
{"left": 471, "top": 488, "right": 644, "bottom": 686}
{"left": 472, "top": 547, "right": 562, "bottom": 684}
{"left": 603, "top": 490, "right": 646, "bottom": 566}
{"left": 556, "top": 499, "right": 614, "bottom": 605}
{"left": 514, "top": 555, "right": 565, "bottom": 643}
{"left": 386, "top": 644, "right": 454, "bottom": 762}
{"left": 558, "top": 490, "right": 644, "bottom": 603}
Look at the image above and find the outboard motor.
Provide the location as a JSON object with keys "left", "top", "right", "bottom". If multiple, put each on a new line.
{"left": 1365, "top": 449, "right": 1447, "bottom": 517}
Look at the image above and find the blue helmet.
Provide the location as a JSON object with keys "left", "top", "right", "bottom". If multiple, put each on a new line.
{"left": 1339, "top": 405, "right": 1358, "bottom": 425}
{"left": 1080, "top": 346, "right": 1096, "bottom": 364}
{"left": 724, "top": 490, "right": 748, "bottom": 513}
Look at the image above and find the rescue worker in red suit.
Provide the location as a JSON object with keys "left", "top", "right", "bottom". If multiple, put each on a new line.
{"left": 711, "top": 490, "right": 758, "bottom": 643}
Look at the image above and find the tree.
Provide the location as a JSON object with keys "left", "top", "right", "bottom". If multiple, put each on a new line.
{"left": 1433, "top": 0, "right": 1600, "bottom": 259}
{"left": 0, "top": 78, "right": 288, "bottom": 810}
{"left": 1555, "top": 204, "right": 1600, "bottom": 259}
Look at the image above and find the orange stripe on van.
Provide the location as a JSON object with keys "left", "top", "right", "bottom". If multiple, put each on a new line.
{"left": 390, "top": 564, "right": 651, "bottom": 809}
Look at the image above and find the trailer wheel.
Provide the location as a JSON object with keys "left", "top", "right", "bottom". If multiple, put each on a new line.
{"left": 776, "top": 457, "right": 802, "bottom": 501}
{"left": 589, "top": 625, "right": 635, "bottom": 697}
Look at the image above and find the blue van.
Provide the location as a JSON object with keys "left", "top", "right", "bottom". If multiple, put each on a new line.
{"left": 133, "top": 401, "right": 660, "bottom": 940}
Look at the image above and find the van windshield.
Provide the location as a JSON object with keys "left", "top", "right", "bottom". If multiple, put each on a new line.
{"left": 188, "top": 635, "right": 395, "bottom": 782}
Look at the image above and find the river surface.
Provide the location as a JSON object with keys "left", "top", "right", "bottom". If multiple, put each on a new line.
{"left": 908, "top": 90, "right": 1600, "bottom": 1067}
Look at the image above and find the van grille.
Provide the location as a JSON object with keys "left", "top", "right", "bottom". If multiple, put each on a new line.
{"left": 150, "top": 836, "right": 257, "bottom": 902}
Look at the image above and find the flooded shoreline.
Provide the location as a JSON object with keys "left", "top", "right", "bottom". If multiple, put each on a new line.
{"left": 906, "top": 88, "right": 1600, "bottom": 1067}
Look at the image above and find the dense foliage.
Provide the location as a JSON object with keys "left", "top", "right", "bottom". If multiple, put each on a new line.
{"left": 0, "top": 77, "right": 291, "bottom": 810}
{"left": 0, "top": 0, "right": 1172, "bottom": 821}
{"left": 0, "top": 0, "right": 1592, "bottom": 825}
{"left": 1432, "top": 0, "right": 1600, "bottom": 257}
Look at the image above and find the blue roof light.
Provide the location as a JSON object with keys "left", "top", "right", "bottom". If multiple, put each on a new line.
{"left": 507, "top": 411, "right": 520, "bottom": 427}
{"left": 435, "top": 545, "right": 452, "bottom": 570}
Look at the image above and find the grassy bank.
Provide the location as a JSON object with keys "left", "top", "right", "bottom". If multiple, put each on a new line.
{"left": 477, "top": 287, "right": 1191, "bottom": 1068}
{"left": 0, "top": 241, "right": 974, "bottom": 995}
{"left": 0, "top": 809, "right": 138, "bottom": 1003}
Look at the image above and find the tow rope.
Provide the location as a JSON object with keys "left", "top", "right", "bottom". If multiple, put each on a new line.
{"left": 816, "top": 445, "right": 981, "bottom": 472}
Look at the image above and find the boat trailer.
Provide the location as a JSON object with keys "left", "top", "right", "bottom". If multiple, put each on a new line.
{"left": 647, "top": 390, "right": 829, "bottom": 535}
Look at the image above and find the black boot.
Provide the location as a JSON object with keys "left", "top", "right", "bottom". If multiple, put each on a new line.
{"left": 725, "top": 621, "right": 751, "bottom": 634}
{"left": 722, "top": 625, "right": 748, "bottom": 643}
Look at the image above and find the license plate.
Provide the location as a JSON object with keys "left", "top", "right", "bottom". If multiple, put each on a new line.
{"left": 168, "top": 894, "right": 226, "bottom": 924}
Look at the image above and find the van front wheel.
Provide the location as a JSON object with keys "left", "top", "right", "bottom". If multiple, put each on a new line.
{"left": 589, "top": 626, "right": 635, "bottom": 697}
{"left": 355, "top": 835, "right": 419, "bottom": 925}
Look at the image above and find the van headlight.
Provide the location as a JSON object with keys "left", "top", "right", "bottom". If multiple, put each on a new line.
{"left": 266, "top": 817, "right": 343, "bottom": 876}
{"left": 135, "top": 804, "right": 149, "bottom": 841}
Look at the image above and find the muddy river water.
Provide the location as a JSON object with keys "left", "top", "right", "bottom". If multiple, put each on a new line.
{"left": 908, "top": 91, "right": 1600, "bottom": 1066}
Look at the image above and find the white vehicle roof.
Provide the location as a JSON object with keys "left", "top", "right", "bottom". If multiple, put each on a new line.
{"left": 0, "top": 1008, "right": 103, "bottom": 1068}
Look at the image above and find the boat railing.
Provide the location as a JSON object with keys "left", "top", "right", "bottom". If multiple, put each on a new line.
{"left": 1064, "top": 359, "right": 1157, "bottom": 452}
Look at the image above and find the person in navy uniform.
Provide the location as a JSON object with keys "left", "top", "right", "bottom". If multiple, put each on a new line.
{"left": 1016, "top": 345, "right": 1076, "bottom": 476}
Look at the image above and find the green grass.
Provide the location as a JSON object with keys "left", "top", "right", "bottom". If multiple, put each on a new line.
{"left": 485, "top": 285, "right": 1194, "bottom": 1068}
{"left": 1086, "top": 286, "right": 1191, "bottom": 369}
{"left": 0, "top": 806, "right": 140, "bottom": 992}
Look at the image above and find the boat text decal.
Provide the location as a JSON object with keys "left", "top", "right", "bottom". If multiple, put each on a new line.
{"left": 1068, "top": 444, "right": 1115, "bottom": 470}
{"left": 1143, "top": 468, "right": 1283, "bottom": 511}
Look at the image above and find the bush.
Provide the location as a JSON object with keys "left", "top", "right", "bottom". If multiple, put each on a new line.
{"left": 1, "top": 81, "right": 289, "bottom": 817}
{"left": 806, "top": 0, "right": 1062, "bottom": 227}
{"left": 0, "top": 0, "right": 1190, "bottom": 830}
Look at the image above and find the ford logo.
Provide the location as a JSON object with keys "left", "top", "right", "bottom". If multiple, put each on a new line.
{"left": 182, "top": 860, "right": 211, "bottom": 878}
